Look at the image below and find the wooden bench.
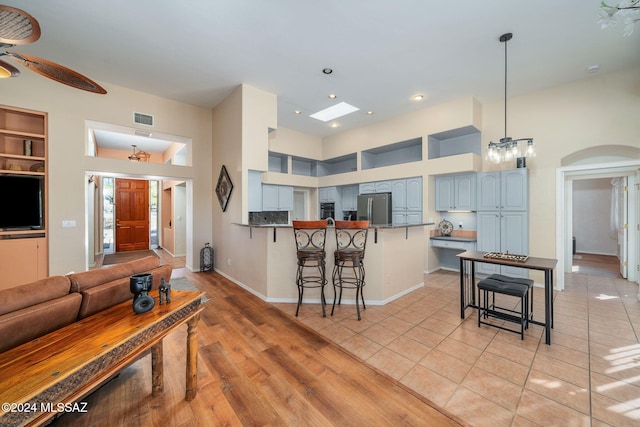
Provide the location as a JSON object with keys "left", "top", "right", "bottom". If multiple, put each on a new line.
{"left": 0, "top": 290, "right": 204, "bottom": 427}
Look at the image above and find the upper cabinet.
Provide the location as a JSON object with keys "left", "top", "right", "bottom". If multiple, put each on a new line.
{"left": 341, "top": 185, "right": 358, "bottom": 211}
{"left": 435, "top": 173, "right": 476, "bottom": 211}
{"left": 477, "top": 168, "right": 528, "bottom": 212}
{"left": 262, "top": 184, "right": 293, "bottom": 211}
{"left": 319, "top": 186, "right": 338, "bottom": 203}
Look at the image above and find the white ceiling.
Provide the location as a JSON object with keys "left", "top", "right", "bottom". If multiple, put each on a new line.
{"left": 4, "top": 0, "right": 640, "bottom": 141}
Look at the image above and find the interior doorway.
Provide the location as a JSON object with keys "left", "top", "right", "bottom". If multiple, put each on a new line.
{"left": 557, "top": 159, "right": 640, "bottom": 291}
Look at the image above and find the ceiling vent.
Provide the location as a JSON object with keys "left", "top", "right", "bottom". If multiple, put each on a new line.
{"left": 133, "top": 112, "right": 154, "bottom": 126}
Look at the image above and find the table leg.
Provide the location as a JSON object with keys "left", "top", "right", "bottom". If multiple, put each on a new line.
{"left": 544, "top": 269, "right": 551, "bottom": 345}
{"left": 185, "top": 312, "right": 201, "bottom": 400}
{"left": 151, "top": 341, "right": 163, "bottom": 396}
{"left": 459, "top": 258, "right": 465, "bottom": 319}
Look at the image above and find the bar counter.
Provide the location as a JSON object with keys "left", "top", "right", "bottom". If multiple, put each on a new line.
{"left": 232, "top": 222, "right": 434, "bottom": 305}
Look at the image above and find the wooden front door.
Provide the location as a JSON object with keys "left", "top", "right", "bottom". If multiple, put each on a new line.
{"left": 115, "top": 178, "right": 149, "bottom": 252}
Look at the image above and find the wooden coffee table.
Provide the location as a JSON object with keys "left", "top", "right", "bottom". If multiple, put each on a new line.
{"left": 0, "top": 290, "right": 204, "bottom": 426}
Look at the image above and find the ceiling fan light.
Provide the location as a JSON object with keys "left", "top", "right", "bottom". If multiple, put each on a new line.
{"left": 0, "top": 59, "right": 20, "bottom": 78}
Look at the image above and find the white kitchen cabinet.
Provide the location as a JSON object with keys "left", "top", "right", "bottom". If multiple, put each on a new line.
{"left": 262, "top": 184, "right": 293, "bottom": 211}
{"left": 392, "top": 177, "right": 422, "bottom": 225}
{"left": 359, "top": 182, "right": 376, "bottom": 194}
{"left": 435, "top": 174, "right": 476, "bottom": 211}
{"left": 477, "top": 168, "right": 528, "bottom": 211}
{"left": 359, "top": 180, "right": 392, "bottom": 194}
{"left": 476, "top": 169, "right": 528, "bottom": 277}
{"left": 341, "top": 185, "right": 358, "bottom": 211}
{"left": 319, "top": 186, "right": 338, "bottom": 203}
{"left": 375, "top": 181, "right": 392, "bottom": 193}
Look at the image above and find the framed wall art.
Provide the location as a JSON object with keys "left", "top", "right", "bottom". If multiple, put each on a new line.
{"left": 215, "top": 165, "right": 233, "bottom": 212}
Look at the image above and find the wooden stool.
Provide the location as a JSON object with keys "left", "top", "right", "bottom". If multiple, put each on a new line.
{"left": 477, "top": 277, "right": 529, "bottom": 339}
{"left": 331, "top": 220, "right": 369, "bottom": 320}
{"left": 293, "top": 220, "right": 328, "bottom": 317}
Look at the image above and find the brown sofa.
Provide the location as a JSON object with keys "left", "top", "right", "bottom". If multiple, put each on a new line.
{"left": 0, "top": 256, "right": 172, "bottom": 353}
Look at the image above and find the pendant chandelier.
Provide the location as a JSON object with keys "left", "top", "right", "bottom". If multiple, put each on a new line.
{"left": 128, "top": 144, "right": 150, "bottom": 162}
{"left": 486, "top": 33, "right": 535, "bottom": 165}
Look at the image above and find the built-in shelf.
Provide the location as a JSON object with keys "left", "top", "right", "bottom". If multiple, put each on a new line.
{"left": 427, "top": 125, "right": 480, "bottom": 160}
{"left": 361, "top": 137, "right": 422, "bottom": 170}
{"left": 268, "top": 151, "right": 288, "bottom": 174}
{"left": 317, "top": 153, "right": 357, "bottom": 176}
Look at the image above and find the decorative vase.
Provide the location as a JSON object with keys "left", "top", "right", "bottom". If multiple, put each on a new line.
{"left": 130, "top": 273, "right": 155, "bottom": 314}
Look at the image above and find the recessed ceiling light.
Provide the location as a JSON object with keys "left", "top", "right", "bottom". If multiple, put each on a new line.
{"left": 585, "top": 64, "right": 600, "bottom": 73}
{"left": 413, "top": 94, "right": 424, "bottom": 101}
{"left": 328, "top": 94, "right": 337, "bottom": 99}
{"left": 330, "top": 122, "right": 340, "bottom": 128}
{"left": 322, "top": 68, "right": 333, "bottom": 74}
{"left": 294, "top": 110, "right": 302, "bottom": 115}
{"left": 310, "top": 101, "right": 359, "bottom": 122}
{"left": 367, "top": 111, "right": 374, "bottom": 115}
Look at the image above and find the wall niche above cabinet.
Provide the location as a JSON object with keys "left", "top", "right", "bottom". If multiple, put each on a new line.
{"left": 317, "top": 153, "right": 357, "bottom": 176}
{"left": 428, "top": 125, "right": 480, "bottom": 160}
{"left": 361, "top": 137, "right": 422, "bottom": 170}
{"left": 268, "top": 151, "right": 288, "bottom": 173}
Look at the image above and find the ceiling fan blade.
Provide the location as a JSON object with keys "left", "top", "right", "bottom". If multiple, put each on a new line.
{"left": 0, "top": 58, "right": 20, "bottom": 77}
{"left": 0, "top": 5, "right": 41, "bottom": 45}
{"left": 7, "top": 51, "right": 107, "bottom": 94}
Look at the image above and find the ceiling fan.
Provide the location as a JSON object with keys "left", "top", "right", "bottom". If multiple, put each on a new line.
{"left": 0, "top": 4, "right": 106, "bottom": 94}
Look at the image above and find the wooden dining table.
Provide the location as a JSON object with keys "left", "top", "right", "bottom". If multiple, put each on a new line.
{"left": 456, "top": 250, "right": 557, "bottom": 345}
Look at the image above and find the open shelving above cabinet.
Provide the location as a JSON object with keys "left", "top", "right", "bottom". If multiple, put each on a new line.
{"left": 361, "top": 137, "right": 422, "bottom": 170}
{"left": 268, "top": 151, "right": 288, "bottom": 174}
{"left": 427, "top": 125, "right": 480, "bottom": 160}
{"left": 317, "top": 153, "right": 356, "bottom": 176}
{"left": 0, "top": 106, "right": 47, "bottom": 176}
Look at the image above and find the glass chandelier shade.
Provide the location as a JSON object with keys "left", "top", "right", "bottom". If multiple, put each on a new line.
{"left": 487, "top": 33, "right": 535, "bottom": 165}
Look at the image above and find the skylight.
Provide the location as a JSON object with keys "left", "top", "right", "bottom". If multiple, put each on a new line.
{"left": 310, "top": 102, "right": 359, "bottom": 122}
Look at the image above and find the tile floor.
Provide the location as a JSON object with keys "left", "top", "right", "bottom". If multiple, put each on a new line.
{"left": 274, "top": 268, "right": 640, "bottom": 427}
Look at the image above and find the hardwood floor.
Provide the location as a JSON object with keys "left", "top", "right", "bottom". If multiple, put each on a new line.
{"left": 50, "top": 267, "right": 466, "bottom": 427}
{"left": 51, "top": 250, "right": 639, "bottom": 426}
{"left": 571, "top": 252, "right": 621, "bottom": 277}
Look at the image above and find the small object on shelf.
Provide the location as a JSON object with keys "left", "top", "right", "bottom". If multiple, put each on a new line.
{"left": 438, "top": 219, "right": 453, "bottom": 236}
{"left": 30, "top": 162, "right": 45, "bottom": 172}
{"left": 483, "top": 251, "right": 529, "bottom": 262}
{"left": 23, "top": 140, "right": 32, "bottom": 156}
{"left": 8, "top": 163, "right": 22, "bottom": 171}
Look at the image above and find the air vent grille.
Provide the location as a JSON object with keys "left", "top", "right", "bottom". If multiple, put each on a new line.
{"left": 133, "top": 112, "right": 154, "bottom": 126}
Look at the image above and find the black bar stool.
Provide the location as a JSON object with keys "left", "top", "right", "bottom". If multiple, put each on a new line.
{"left": 477, "top": 277, "right": 530, "bottom": 339}
{"left": 331, "top": 220, "right": 369, "bottom": 320}
{"left": 292, "top": 220, "right": 328, "bottom": 317}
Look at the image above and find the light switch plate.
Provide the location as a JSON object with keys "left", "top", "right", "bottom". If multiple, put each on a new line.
{"left": 62, "top": 220, "right": 76, "bottom": 228}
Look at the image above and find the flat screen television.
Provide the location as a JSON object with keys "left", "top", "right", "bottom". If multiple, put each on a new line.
{"left": 0, "top": 175, "right": 44, "bottom": 230}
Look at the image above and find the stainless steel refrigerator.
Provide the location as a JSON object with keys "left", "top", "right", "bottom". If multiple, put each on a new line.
{"left": 357, "top": 193, "right": 391, "bottom": 225}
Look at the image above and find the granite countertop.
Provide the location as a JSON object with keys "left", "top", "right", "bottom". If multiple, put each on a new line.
{"left": 237, "top": 222, "right": 435, "bottom": 229}
{"left": 430, "top": 235, "right": 477, "bottom": 242}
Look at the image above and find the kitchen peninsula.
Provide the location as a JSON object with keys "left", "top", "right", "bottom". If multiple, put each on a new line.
{"left": 233, "top": 222, "right": 433, "bottom": 305}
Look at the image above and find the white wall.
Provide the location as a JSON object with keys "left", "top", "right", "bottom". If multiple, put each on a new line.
{"left": 573, "top": 178, "right": 618, "bottom": 255}
{"left": 1, "top": 71, "right": 213, "bottom": 274}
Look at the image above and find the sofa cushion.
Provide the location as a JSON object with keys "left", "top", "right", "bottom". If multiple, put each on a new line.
{"left": 67, "top": 256, "right": 161, "bottom": 293}
{"left": 0, "top": 293, "right": 82, "bottom": 353}
{"left": 76, "top": 264, "right": 172, "bottom": 319}
{"left": 0, "top": 276, "right": 71, "bottom": 316}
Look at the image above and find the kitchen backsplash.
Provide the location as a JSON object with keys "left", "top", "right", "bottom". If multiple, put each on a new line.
{"left": 249, "top": 211, "right": 289, "bottom": 225}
